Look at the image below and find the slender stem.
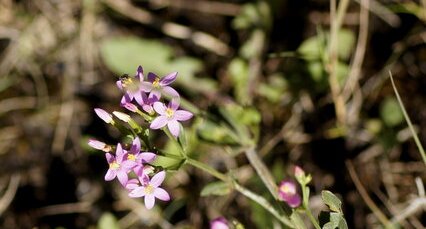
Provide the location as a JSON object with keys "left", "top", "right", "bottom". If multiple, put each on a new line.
{"left": 389, "top": 72, "right": 426, "bottom": 166}
{"left": 184, "top": 157, "right": 294, "bottom": 228}
{"left": 185, "top": 158, "right": 228, "bottom": 182}
{"left": 244, "top": 147, "right": 278, "bottom": 198}
{"left": 304, "top": 205, "right": 321, "bottom": 229}
{"left": 300, "top": 185, "right": 321, "bottom": 229}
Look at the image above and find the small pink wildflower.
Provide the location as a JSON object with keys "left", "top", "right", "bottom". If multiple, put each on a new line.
{"left": 210, "top": 217, "right": 229, "bottom": 229}
{"left": 128, "top": 171, "right": 170, "bottom": 209}
{"left": 88, "top": 139, "right": 111, "bottom": 152}
{"left": 278, "top": 180, "right": 301, "bottom": 208}
{"left": 117, "top": 66, "right": 145, "bottom": 106}
{"left": 294, "top": 166, "right": 305, "bottom": 179}
{"left": 104, "top": 143, "right": 129, "bottom": 186}
{"left": 141, "top": 72, "right": 179, "bottom": 100}
{"left": 150, "top": 99, "right": 193, "bottom": 137}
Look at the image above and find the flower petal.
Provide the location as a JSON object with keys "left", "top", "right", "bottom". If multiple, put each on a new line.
{"left": 144, "top": 194, "right": 156, "bottom": 209}
{"left": 149, "top": 90, "right": 161, "bottom": 101}
{"left": 162, "top": 86, "right": 179, "bottom": 98}
{"left": 153, "top": 102, "right": 167, "bottom": 115}
{"left": 94, "top": 108, "right": 113, "bottom": 123}
{"left": 104, "top": 169, "right": 116, "bottom": 181}
{"left": 169, "top": 98, "right": 180, "bottom": 111}
{"left": 150, "top": 171, "right": 166, "bottom": 188}
{"left": 286, "top": 194, "right": 301, "bottom": 208}
{"left": 105, "top": 153, "right": 114, "bottom": 163}
{"left": 136, "top": 65, "right": 143, "bottom": 80}
{"left": 129, "top": 186, "right": 146, "bottom": 198}
{"left": 160, "top": 72, "right": 177, "bottom": 86}
{"left": 131, "top": 137, "right": 141, "bottom": 153}
{"left": 154, "top": 187, "right": 170, "bottom": 201}
{"left": 147, "top": 72, "right": 157, "bottom": 82}
{"left": 150, "top": 116, "right": 168, "bottom": 129}
{"left": 116, "top": 170, "right": 129, "bottom": 186}
{"left": 140, "top": 82, "right": 153, "bottom": 92}
{"left": 125, "top": 179, "right": 140, "bottom": 190}
{"left": 174, "top": 110, "right": 193, "bottom": 121}
{"left": 139, "top": 152, "right": 156, "bottom": 163}
{"left": 115, "top": 143, "right": 125, "bottom": 160}
{"left": 167, "top": 120, "right": 180, "bottom": 137}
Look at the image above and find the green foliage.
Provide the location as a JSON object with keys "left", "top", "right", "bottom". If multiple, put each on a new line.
{"left": 197, "top": 120, "right": 240, "bottom": 145}
{"left": 320, "top": 191, "right": 348, "bottom": 229}
{"left": 151, "top": 155, "right": 185, "bottom": 171}
{"left": 97, "top": 213, "right": 120, "bottom": 229}
{"left": 380, "top": 97, "right": 404, "bottom": 127}
{"left": 228, "top": 58, "right": 250, "bottom": 104}
{"left": 200, "top": 181, "right": 231, "bottom": 197}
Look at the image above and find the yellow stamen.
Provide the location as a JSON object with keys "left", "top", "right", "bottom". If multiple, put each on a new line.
{"left": 165, "top": 108, "right": 174, "bottom": 118}
{"left": 280, "top": 183, "right": 295, "bottom": 194}
{"left": 145, "top": 185, "right": 154, "bottom": 194}
{"left": 152, "top": 78, "right": 160, "bottom": 88}
{"left": 127, "top": 154, "right": 136, "bottom": 161}
{"left": 109, "top": 162, "right": 120, "bottom": 170}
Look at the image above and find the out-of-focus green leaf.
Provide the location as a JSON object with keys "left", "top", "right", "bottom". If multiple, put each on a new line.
{"left": 197, "top": 120, "right": 239, "bottom": 145}
{"left": 240, "top": 29, "right": 265, "bottom": 59}
{"left": 322, "top": 212, "right": 348, "bottom": 229}
{"left": 322, "top": 190, "right": 342, "bottom": 213}
{"left": 151, "top": 155, "right": 184, "bottom": 170}
{"left": 380, "top": 97, "right": 404, "bottom": 127}
{"left": 200, "top": 181, "right": 231, "bottom": 196}
{"left": 229, "top": 58, "right": 250, "bottom": 105}
{"left": 100, "top": 36, "right": 173, "bottom": 74}
{"left": 98, "top": 212, "right": 120, "bottom": 229}
{"left": 336, "top": 61, "right": 349, "bottom": 86}
{"left": 336, "top": 29, "right": 355, "bottom": 60}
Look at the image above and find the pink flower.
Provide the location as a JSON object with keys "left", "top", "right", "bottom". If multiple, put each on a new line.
{"left": 210, "top": 217, "right": 229, "bottom": 229}
{"left": 104, "top": 143, "right": 129, "bottom": 186}
{"left": 88, "top": 139, "right": 111, "bottom": 152}
{"left": 128, "top": 171, "right": 170, "bottom": 209}
{"left": 94, "top": 108, "right": 113, "bottom": 124}
{"left": 122, "top": 137, "right": 156, "bottom": 177}
{"left": 294, "top": 166, "right": 305, "bottom": 179}
{"left": 150, "top": 99, "right": 193, "bottom": 137}
{"left": 278, "top": 180, "right": 301, "bottom": 208}
{"left": 117, "top": 66, "right": 146, "bottom": 106}
{"left": 141, "top": 72, "right": 179, "bottom": 100}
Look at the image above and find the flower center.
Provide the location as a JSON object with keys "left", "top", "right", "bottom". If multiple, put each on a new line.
{"left": 165, "top": 108, "right": 174, "bottom": 118}
{"left": 280, "top": 183, "right": 296, "bottom": 195}
{"left": 145, "top": 184, "right": 154, "bottom": 194}
{"left": 109, "top": 161, "right": 120, "bottom": 170}
{"left": 121, "top": 77, "right": 139, "bottom": 93}
{"left": 152, "top": 78, "right": 161, "bottom": 89}
{"left": 127, "top": 154, "right": 136, "bottom": 161}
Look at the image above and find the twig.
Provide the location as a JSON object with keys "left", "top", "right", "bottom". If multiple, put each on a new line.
{"left": 354, "top": 0, "right": 400, "bottom": 27}
{"left": 102, "top": 0, "right": 230, "bottom": 56}
{"left": 343, "top": 0, "right": 369, "bottom": 101}
{"left": 149, "top": 0, "right": 241, "bottom": 16}
{"left": 328, "top": 0, "right": 349, "bottom": 127}
{"left": 391, "top": 197, "right": 426, "bottom": 225}
{"left": 36, "top": 202, "right": 91, "bottom": 216}
{"left": 346, "top": 160, "right": 392, "bottom": 227}
{"left": 0, "top": 174, "right": 20, "bottom": 216}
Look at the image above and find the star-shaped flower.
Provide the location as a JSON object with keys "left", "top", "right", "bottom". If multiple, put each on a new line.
{"left": 128, "top": 171, "right": 170, "bottom": 209}
{"left": 150, "top": 99, "right": 193, "bottom": 137}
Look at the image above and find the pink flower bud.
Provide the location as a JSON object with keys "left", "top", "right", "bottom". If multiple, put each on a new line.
{"left": 294, "top": 166, "right": 305, "bottom": 179}
{"left": 210, "top": 217, "right": 229, "bottom": 229}
{"left": 94, "top": 108, "right": 113, "bottom": 123}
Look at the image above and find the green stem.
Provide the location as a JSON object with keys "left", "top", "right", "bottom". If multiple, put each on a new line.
{"left": 185, "top": 157, "right": 294, "bottom": 228}
{"left": 301, "top": 186, "right": 321, "bottom": 229}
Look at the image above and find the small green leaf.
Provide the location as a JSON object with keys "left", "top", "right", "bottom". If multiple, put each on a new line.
{"left": 151, "top": 155, "right": 184, "bottom": 170}
{"left": 321, "top": 190, "right": 342, "bottom": 213}
{"left": 380, "top": 97, "right": 404, "bottom": 127}
{"left": 197, "top": 120, "right": 239, "bottom": 145}
{"left": 98, "top": 212, "right": 120, "bottom": 229}
{"left": 200, "top": 181, "right": 231, "bottom": 197}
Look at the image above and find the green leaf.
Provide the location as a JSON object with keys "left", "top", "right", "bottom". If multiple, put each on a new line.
{"left": 228, "top": 58, "right": 250, "bottom": 105}
{"left": 100, "top": 36, "right": 173, "bottom": 74}
{"left": 151, "top": 155, "right": 184, "bottom": 170}
{"left": 200, "top": 181, "right": 231, "bottom": 196}
{"left": 380, "top": 97, "right": 404, "bottom": 127}
{"left": 97, "top": 212, "right": 120, "bottom": 229}
{"left": 197, "top": 120, "right": 239, "bottom": 145}
{"left": 321, "top": 190, "right": 343, "bottom": 213}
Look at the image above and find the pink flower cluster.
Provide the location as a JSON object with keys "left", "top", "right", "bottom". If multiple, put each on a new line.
{"left": 90, "top": 137, "right": 169, "bottom": 209}
{"left": 89, "top": 66, "right": 195, "bottom": 209}
{"left": 117, "top": 66, "right": 193, "bottom": 137}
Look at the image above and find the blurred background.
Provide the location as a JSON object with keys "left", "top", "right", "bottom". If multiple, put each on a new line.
{"left": 0, "top": 0, "right": 425, "bottom": 228}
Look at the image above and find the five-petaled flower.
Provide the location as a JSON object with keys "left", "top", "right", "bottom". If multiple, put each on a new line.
{"left": 141, "top": 72, "right": 179, "bottom": 100}
{"left": 150, "top": 99, "right": 193, "bottom": 137}
{"left": 116, "top": 65, "right": 145, "bottom": 106}
{"left": 278, "top": 180, "right": 301, "bottom": 208}
{"left": 105, "top": 143, "right": 129, "bottom": 186}
{"left": 123, "top": 137, "right": 156, "bottom": 177}
{"left": 128, "top": 171, "right": 170, "bottom": 209}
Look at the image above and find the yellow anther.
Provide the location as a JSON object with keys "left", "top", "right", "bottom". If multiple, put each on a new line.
{"left": 165, "top": 108, "right": 174, "bottom": 118}
{"left": 109, "top": 162, "right": 120, "bottom": 170}
{"left": 128, "top": 154, "right": 136, "bottom": 161}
